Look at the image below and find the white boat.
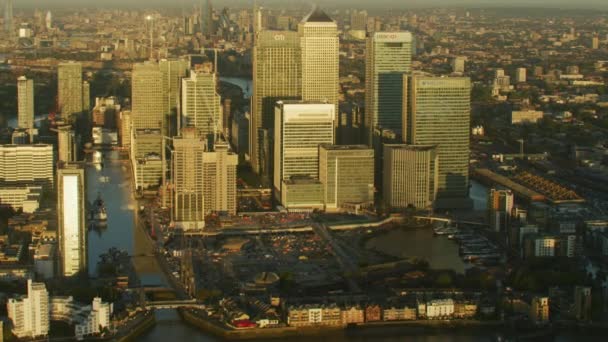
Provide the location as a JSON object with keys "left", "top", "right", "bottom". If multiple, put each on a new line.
{"left": 91, "top": 193, "right": 108, "bottom": 222}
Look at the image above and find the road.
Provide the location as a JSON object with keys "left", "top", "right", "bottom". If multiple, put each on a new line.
{"left": 311, "top": 220, "right": 362, "bottom": 293}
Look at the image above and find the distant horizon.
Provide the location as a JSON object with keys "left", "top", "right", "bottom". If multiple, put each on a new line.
{"left": 9, "top": 0, "right": 608, "bottom": 11}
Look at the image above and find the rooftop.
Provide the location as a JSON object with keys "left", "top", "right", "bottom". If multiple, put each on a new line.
{"left": 302, "top": 7, "right": 334, "bottom": 23}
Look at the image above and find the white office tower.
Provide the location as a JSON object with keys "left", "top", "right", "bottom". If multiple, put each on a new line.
{"left": 299, "top": 7, "right": 339, "bottom": 116}
{"left": 365, "top": 31, "right": 413, "bottom": 144}
{"left": 57, "top": 62, "right": 83, "bottom": 120}
{"left": 7, "top": 279, "right": 50, "bottom": 339}
{"left": 273, "top": 101, "right": 335, "bottom": 199}
{"left": 181, "top": 68, "right": 222, "bottom": 139}
{"left": 17, "top": 76, "right": 35, "bottom": 130}
{"left": 0, "top": 144, "right": 54, "bottom": 190}
{"left": 57, "top": 166, "right": 87, "bottom": 277}
{"left": 46, "top": 11, "right": 52, "bottom": 29}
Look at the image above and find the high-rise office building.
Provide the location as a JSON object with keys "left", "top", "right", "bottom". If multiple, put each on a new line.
{"left": 319, "top": 144, "right": 374, "bottom": 211}
{"left": 489, "top": 189, "right": 514, "bottom": 232}
{"left": 17, "top": 76, "right": 34, "bottom": 130}
{"left": 250, "top": 30, "right": 301, "bottom": 183}
{"left": 132, "top": 61, "right": 164, "bottom": 130}
{"left": 201, "top": 140, "right": 238, "bottom": 216}
{"left": 201, "top": 0, "right": 213, "bottom": 35}
{"left": 172, "top": 128, "right": 206, "bottom": 230}
{"left": 57, "top": 125, "right": 78, "bottom": 164}
{"left": 273, "top": 101, "right": 335, "bottom": 199}
{"left": 57, "top": 165, "right": 87, "bottom": 277}
{"left": 7, "top": 279, "right": 49, "bottom": 339}
{"left": 0, "top": 144, "right": 54, "bottom": 191}
{"left": 57, "top": 62, "right": 83, "bottom": 121}
{"left": 365, "top": 31, "right": 413, "bottom": 144}
{"left": 3, "top": 0, "right": 13, "bottom": 33}
{"left": 299, "top": 7, "right": 339, "bottom": 116}
{"left": 383, "top": 144, "right": 438, "bottom": 210}
{"left": 160, "top": 58, "right": 188, "bottom": 136}
{"left": 181, "top": 68, "right": 222, "bottom": 140}
{"left": 118, "top": 110, "right": 132, "bottom": 149}
{"left": 131, "top": 62, "right": 165, "bottom": 191}
{"left": 403, "top": 75, "right": 471, "bottom": 207}
{"left": 350, "top": 10, "right": 368, "bottom": 31}
{"left": 82, "top": 81, "right": 90, "bottom": 113}
{"left": 131, "top": 129, "right": 163, "bottom": 190}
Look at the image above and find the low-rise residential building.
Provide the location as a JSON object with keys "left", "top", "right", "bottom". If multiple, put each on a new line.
{"left": 287, "top": 305, "right": 342, "bottom": 327}
{"left": 530, "top": 297, "right": 550, "bottom": 324}
{"left": 453, "top": 302, "right": 478, "bottom": 319}
{"left": 382, "top": 306, "right": 417, "bottom": 321}
{"left": 425, "top": 299, "right": 455, "bottom": 319}
{"left": 511, "top": 110, "right": 544, "bottom": 124}
{"left": 341, "top": 306, "right": 365, "bottom": 325}
{"left": 365, "top": 304, "right": 382, "bottom": 322}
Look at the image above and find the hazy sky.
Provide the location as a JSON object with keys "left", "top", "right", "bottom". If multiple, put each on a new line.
{"left": 11, "top": 0, "right": 608, "bottom": 9}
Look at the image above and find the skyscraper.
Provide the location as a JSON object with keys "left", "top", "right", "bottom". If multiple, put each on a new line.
{"left": 350, "top": 10, "right": 368, "bottom": 31}
{"left": 383, "top": 144, "right": 438, "bottom": 210}
{"left": 251, "top": 30, "right": 301, "bottom": 183}
{"left": 319, "top": 144, "right": 374, "bottom": 211}
{"left": 404, "top": 76, "right": 471, "bottom": 207}
{"left": 299, "top": 7, "right": 339, "bottom": 116}
{"left": 17, "top": 76, "right": 34, "bottom": 130}
{"left": 57, "top": 62, "right": 83, "bottom": 121}
{"left": 181, "top": 67, "right": 222, "bottom": 140}
{"left": 57, "top": 125, "right": 78, "bottom": 164}
{"left": 159, "top": 58, "right": 188, "bottom": 137}
{"left": 201, "top": 140, "right": 238, "bottom": 216}
{"left": 201, "top": 0, "right": 213, "bottom": 35}
{"left": 273, "top": 101, "right": 335, "bottom": 199}
{"left": 131, "top": 129, "right": 163, "bottom": 190}
{"left": 132, "top": 61, "right": 164, "bottom": 131}
{"left": 365, "top": 31, "right": 413, "bottom": 144}
{"left": 7, "top": 280, "right": 49, "bottom": 339}
{"left": 172, "top": 128, "right": 206, "bottom": 230}
{"left": 3, "top": 0, "right": 13, "bottom": 33}
{"left": 57, "top": 165, "right": 87, "bottom": 277}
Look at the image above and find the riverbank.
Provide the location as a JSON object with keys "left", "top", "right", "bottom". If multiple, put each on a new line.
{"left": 179, "top": 308, "right": 509, "bottom": 341}
{"left": 115, "top": 311, "right": 156, "bottom": 342}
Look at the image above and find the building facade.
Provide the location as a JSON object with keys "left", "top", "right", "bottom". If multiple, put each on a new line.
{"left": 17, "top": 76, "right": 34, "bottom": 130}
{"left": 319, "top": 144, "right": 374, "bottom": 211}
{"left": 57, "top": 62, "right": 83, "bottom": 121}
{"left": 273, "top": 101, "right": 335, "bottom": 199}
{"left": 7, "top": 279, "right": 49, "bottom": 339}
{"left": 250, "top": 30, "right": 301, "bottom": 183}
{"left": 383, "top": 144, "right": 438, "bottom": 210}
{"left": 365, "top": 31, "right": 413, "bottom": 144}
{"left": 0, "top": 144, "right": 54, "bottom": 190}
{"left": 132, "top": 61, "right": 164, "bottom": 130}
{"left": 299, "top": 8, "right": 339, "bottom": 117}
{"left": 172, "top": 129, "right": 206, "bottom": 230}
{"left": 404, "top": 76, "right": 471, "bottom": 207}
{"left": 181, "top": 68, "right": 222, "bottom": 140}
{"left": 57, "top": 166, "right": 87, "bottom": 277}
